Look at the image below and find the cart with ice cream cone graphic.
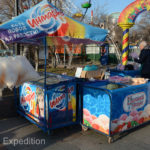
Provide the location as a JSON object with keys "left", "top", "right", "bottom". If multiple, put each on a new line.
{"left": 18, "top": 72, "right": 79, "bottom": 133}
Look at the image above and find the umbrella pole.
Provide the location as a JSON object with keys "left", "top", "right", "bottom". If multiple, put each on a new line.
{"left": 64, "top": 45, "right": 66, "bottom": 67}
{"left": 44, "top": 37, "right": 47, "bottom": 87}
{"left": 44, "top": 37, "right": 47, "bottom": 126}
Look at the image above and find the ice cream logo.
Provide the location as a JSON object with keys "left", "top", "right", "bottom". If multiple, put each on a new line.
{"left": 68, "top": 86, "right": 74, "bottom": 94}
{"left": 27, "top": 4, "right": 66, "bottom": 34}
{"left": 24, "top": 86, "right": 35, "bottom": 103}
{"left": 123, "top": 92, "right": 146, "bottom": 112}
{"left": 83, "top": 109, "right": 109, "bottom": 134}
{"left": 21, "top": 85, "right": 35, "bottom": 111}
{"left": 50, "top": 86, "right": 66, "bottom": 110}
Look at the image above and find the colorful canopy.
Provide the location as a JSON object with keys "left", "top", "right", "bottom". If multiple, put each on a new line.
{"left": 0, "top": 0, "right": 108, "bottom": 44}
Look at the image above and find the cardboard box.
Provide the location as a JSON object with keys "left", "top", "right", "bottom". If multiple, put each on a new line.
{"left": 80, "top": 69, "right": 105, "bottom": 80}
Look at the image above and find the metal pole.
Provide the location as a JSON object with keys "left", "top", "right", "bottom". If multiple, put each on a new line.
{"left": 14, "top": 0, "right": 20, "bottom": 55}
{"left": 44, "top": 37, "right": 47, "bottom": 128}
{"left": 44, "top": 37, "right": 47, "bottom": 87}
{"left": 81, "top": 0, "right": 91, "bottom": 21}
{"left": 15, "top": 0, "right": 19, "bottom": 16}
{"left": 64, "top": 45, "right": 66, "bottom": 67}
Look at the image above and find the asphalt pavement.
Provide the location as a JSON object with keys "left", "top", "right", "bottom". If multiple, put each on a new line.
{"left": 0, "top": 116, "right": 150, "bottom": 150}
{"left": 0, "top": 94, "right": 150, "bottom": 150}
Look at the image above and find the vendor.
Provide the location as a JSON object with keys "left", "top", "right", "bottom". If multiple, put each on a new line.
{"left": 134, "top": 41, "right": 150, "bottom": 78}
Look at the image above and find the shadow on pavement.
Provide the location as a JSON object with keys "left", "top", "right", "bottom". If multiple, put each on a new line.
{"left": 0, "top": 116, "right": 82, "bottom": 150}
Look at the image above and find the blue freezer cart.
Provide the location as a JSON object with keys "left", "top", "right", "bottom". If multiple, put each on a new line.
{"left": 17, "top": 72, "right": 79, "bottom": 133}
{"left": 80, "top": 80, "right": 150, "bottom": 142}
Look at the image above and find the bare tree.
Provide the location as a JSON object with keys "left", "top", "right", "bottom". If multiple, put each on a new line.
{"left": 0, "top": 0, "right": 15, "bottom": 22}
{"left": 130, "top": 11, "right": 150, "bottom": 44}
{"left": 84, "top": 3, "right": 122, "bottom": 62}
{"left": 65, "top": 44, "right": 77, "bottom": 68}
{"left": 34, "top": 46, "right": 39, "bottom": 71}
{"left": 87, "top": 4, "right": 108, "bottom": 26}
{"left": 49, "top": 45, "right": 57, "bottom": 68}
{"left": 110, "top": 25, "right": 123, "bottom": 50}
{"left": 84, "top": 3, "right": 122, "bottom": 46}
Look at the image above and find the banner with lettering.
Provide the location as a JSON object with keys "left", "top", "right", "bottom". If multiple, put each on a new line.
{"left": 0, "top": 0, "right": 108, "bottom": 44}
{"left": 111, "top": 83, "right": 150, "bottom": 134}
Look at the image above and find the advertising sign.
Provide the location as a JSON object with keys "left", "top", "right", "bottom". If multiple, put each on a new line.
{"left": 48, "top": 83, "right": 76, "bottom": 127}
{"left": 111, "top": 86, "right": 150, "bottom": 134}
{"left": 20, "top": 83, "right": 46, "bottom": 125}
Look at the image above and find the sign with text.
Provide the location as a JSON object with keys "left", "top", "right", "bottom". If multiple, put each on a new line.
{"left": 123, "top": 92, "right": 146, "bottom": 112}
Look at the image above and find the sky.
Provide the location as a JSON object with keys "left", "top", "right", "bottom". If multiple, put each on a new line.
{"left": 74, "top": 0, "right": 136, "bottom": 15}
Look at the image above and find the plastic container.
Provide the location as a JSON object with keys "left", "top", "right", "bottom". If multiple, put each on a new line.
{"left": 83, "top": 65, "right": 98, "bottom": 71}
{"left": 109, "top": 69, "right": 141, "bottom": 77}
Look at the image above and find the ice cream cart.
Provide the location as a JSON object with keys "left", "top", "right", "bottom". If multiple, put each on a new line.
{"left": 80, "top": 80, "right": 150, "bottom": 143}
{"left": 18, "top": 72, "right": 78, "bottom": 133}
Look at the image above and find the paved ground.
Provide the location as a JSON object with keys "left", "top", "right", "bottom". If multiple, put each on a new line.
{"left": 0, "top": 94, "right": 150, "bottom": 150}
{"left": 0, "top": 115, "right": 150, "bottom": 150}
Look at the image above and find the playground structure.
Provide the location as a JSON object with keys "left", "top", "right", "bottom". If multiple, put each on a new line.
{"left": 57, "top": 0, "right": 81, "bottom": 17}
{"left": 51, "top": 0, "right": 92, "bottom": 21}
{"left": 118, "top": 0, "right": 150, "bottom": 65}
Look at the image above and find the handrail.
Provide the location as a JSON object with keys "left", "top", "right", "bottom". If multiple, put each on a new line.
{"left": 107, "top": 36, "right": 121, "bottom": 63}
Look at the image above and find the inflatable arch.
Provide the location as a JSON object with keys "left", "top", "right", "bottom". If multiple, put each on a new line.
{"left": 118, "top": 0, "right": 150, "bottom": 65}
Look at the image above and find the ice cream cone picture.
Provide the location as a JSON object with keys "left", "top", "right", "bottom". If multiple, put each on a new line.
{"left": 83, "top": 109, "right": 110, "bottom": 134}
{"left": 71, "top": 95, "right": 76, "bottom": 122}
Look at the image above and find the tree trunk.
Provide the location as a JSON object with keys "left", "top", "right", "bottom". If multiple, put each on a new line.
{"left": 65, "top": 44, "right": 76, "bottom": 67}
{"left": 55, "top": 52, "right": 61, "bottom": 65}
{"left": 23, "top": 45, "right": 28, "bottom": 58}
{"left": 35, "top": 48, "right": 39, "bottom": 72}
{"left": 49, "top": 45, "right": 57, "bottom": 68}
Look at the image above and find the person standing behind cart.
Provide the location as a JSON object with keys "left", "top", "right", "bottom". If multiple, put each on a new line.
{"left": 134, "top": 41, "right": 150, "bottom": 79}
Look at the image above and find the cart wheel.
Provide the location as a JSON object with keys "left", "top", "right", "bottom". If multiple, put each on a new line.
{"left": 48, "top": 130, "right": 54, "bottom": 136}
{"left": 82, "top": 125, "right": 88, "bottom": 132}
{"left": 108, "top": 137, "right": 114, "bottom": 144}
